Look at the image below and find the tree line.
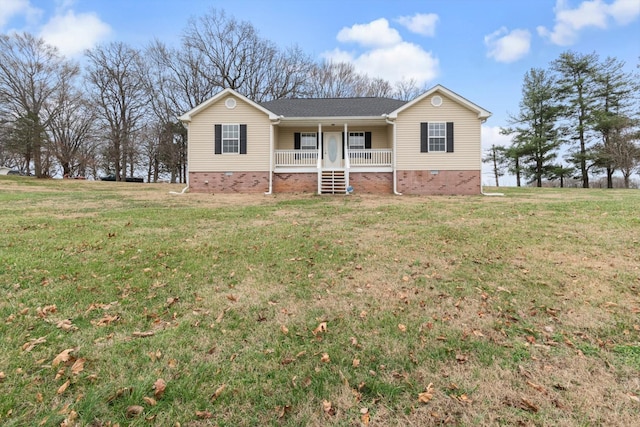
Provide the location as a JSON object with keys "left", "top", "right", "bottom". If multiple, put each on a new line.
{"left": 484, "top": 52, "right": 640, "bottom": 189}
{"left": 0, "top": 9, "right": 425, "bottom": 182}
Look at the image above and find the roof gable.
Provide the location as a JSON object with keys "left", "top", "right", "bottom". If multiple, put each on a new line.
{"left": 179, "top": 88, "right": 279, "bottom": 122}
{"left": 389, "top": 84, "right": 491, "bottom": 120}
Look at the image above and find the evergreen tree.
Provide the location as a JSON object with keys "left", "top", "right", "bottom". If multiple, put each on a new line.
{"left": 552, "top": 51, "right": 599, "bottom": 188}
{"left": 502, "top": 68, "right": 562, "bottom": 187}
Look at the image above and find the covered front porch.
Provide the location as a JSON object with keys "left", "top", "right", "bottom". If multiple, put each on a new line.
{"left": 271, "top": 119, "right": 394, "bottom": 194}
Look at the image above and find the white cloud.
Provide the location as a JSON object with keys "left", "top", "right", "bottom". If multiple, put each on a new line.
{"left": 607, "top": 0, "right": 640, "bottom": 24}
{"left": 538, "top": 0, "right": 640, "bottom": 45}
{"left": 337, "top": 18, "right": 402, "bottom": 47}
{"left": 0, "top": 0, "right": 41, "bottom": 29}
{"left": 39, "top": 9, "right": 111, "bottom": 57}
{"left": 397, "top": 13, "right": 439, "bottom": 36}
{"left": 481, "top": 125, "right": 512, "bottom": 152}
{"left": 484, "top": 27, "right": 531, "bottom": 63}
{"left": 325, "top": 18, "right": 439, "bottom": 86}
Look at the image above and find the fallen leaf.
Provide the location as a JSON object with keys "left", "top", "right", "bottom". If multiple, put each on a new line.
{"left": 70, "top": 358, "right": 85, "bottom": 375}
{"left": 153, "top": 378, "right": 166, "bottom": 398}
{"left": 57, "top": 380, "right": 70, "bottom": 395}
{"left": 196, "top": 410, "right": 213, "bottom": 419}
{"left": 280, "top": 325, "right": 289, "bottom": 334}
{"left": 313, "top": 322, "right": 328, "bottom": 336}
{"left": 0, "top": 372, "right": 5, "bottom": 382}
{"left": 227, "top": 294, "right": 238, "bottom": 302}
{"left": 322, "top": 400, "right": 336, "bottom": 415}
{"left": 520, "top": 397, "right": 539, "bottom": 412}
{"left": 52, "top": 349, "right": 74, "bottom": 367}
{"left": 320, "top": 353, "right": 330, "bottom": 363}
{"left": 56, "top": 319, "right": 78, "bottom": 332}
{"left": 352, "top": 358, "right": 360, "bottom": 368}
{"left": 143, "top": 396, "right": 157, "bottom": 406}
{"left": 627, "top": 392, "right": 640, "bottom": 403}
{"left": 418, "top": 383, "right": 435, "bottom": 403}
{"left": 126, "top": 405, "right": 144, "bottom": 418}
{"left": 22, "top": 336, "right": 46, "bottom": 352}
{"left": 132, "top": 331, "right": 155, "bottom": 338}
{"left": 277, "top": 405, "right": 292, "bottom": 419}
{"left": 398, "top": 324, "right": 407, "bottom": 332}
{"left": 361, "top": 412, "right": 370, "bottom": 425}
{"left": 211, "top": 384, "right": 226, "bottom": 401}
{"left": 526, "top": 381, "right": 547, "bottom": 394}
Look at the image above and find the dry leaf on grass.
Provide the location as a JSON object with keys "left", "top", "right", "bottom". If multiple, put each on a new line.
{"left": 22, "top": 336, "right": 46, "bottom": 352}
{"left": 280, "top": 325, "right": 289, "bottom": 334}
{"left": 143, "top": 396, "right": 157, "bottom": 406}
{"left": 322, "top": 400, "right": 336, "bottom": 416}
{"left": 52, "top": 349, "right": 74, "bottom": 367}
{"left": 418, "top": 383, "right": 435, "bottom": 403}
{"left": 56, "top": 319, "right": 78, "bottom": 332}
{"left": 70, "top": 358, "right": 85, "bottom": 375}
{"left": 196, "top": 410, "right": 213, "bottom": 419}
{"left": 126, "top": 405, "right": 144, "bottom": 418}
{"left": 211, "top": 384, "right": 226, "bottom": 401}
{"left": 153, "top": 378, "right": 166, "bottom": 398}
{"left": 57, "top": 380, "right": 70, "bottom": 395}
{"left": 132, "top": 331, "right": 155, "bottom": 338}
{"left": 320, "top": 353, "right": 330, "bottom": 363}
{"left": 398, "top": 324, "right": 407, "bottom": 332}
{"left": 313, "top": 322, "right": 328, "bottom": 336}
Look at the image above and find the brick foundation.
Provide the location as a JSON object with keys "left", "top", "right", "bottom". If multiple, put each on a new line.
{"left": 349, "top": 172, "right": 393, "bottom": 194}
{"left": 273, "top": 173, "right": 317, "bottom": 193}
{"left": 189, "top": 171, "right": 269, "bottom": 193}
{"left": 397, "top": 170, "right": 480, "bottom": 195}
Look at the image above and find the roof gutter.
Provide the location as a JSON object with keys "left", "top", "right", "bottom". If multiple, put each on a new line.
{"left": 386, "top": 117, "right": 402, "bottom": 195}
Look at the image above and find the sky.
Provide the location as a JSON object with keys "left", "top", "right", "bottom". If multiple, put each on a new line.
{"left": 2, "top": 0, "right": 640, "bottom": 185}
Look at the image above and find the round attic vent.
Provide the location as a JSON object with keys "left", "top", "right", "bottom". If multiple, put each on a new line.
{"left": 431, "top": 95, "right": 443, "bottom": 107}
{"left": 225, "top": 97, "right": 237, "bottom": 109}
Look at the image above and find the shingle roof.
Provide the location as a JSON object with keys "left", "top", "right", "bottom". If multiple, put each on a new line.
{"left": 259, "top": 97, "right": 407, "bottom": 118}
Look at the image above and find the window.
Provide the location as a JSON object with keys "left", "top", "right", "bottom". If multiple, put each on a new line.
{"left": 300, "top": 133, "right": 317, "bottom": 150}
{"left": 428, "top": 122, "right": 446, "bottom": 152}
{"left": 222, "top": 124, "right": 239, "bottom": 154}
{"left": 349, "top": 132, "right": 365, "bottom": 150}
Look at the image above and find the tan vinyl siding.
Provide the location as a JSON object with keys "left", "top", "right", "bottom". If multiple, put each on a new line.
{"left": 395, "top": 92, "right": 481, "bottom": 171}
{"left": 188, "top": 95, "right": 271, "bottom": 172}
{"left": 275, "top": 126, "right": 390, "bottom": 150}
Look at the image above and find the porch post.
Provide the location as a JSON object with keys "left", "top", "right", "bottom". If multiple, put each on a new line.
{"left": 344, "top": 123, "right": 349, "bottom": 193}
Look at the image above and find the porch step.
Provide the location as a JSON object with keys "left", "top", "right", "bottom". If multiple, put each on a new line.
{"left": 320, "top": 170, "right": 346, "bottom": 194}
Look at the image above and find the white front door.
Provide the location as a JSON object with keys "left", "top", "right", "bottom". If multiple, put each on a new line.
{"left": 323, "top": 132, "right": 342, "bottom": 169}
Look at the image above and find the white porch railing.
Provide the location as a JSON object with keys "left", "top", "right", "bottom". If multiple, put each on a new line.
{"left": 348, "top": 149, "right": 392, "bottom": 167}
{"left": 274, "top": 150, "right": 318, "bottom": 167}
{"left": 275, "top": 149, "right": 392, "bottom": 168}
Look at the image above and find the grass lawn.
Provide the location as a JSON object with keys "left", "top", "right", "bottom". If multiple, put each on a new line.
{"left": 1, "top": 176, "right": 639, "bottom": 426}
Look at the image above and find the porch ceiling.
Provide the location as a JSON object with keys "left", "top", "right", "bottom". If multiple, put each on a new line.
{"left": 275, "top": 117, "right": 390, "bottom": 128}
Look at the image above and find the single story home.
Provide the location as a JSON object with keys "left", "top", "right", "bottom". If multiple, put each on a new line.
{"left": 179, "top": 84, "right": 491, "bottom": 195}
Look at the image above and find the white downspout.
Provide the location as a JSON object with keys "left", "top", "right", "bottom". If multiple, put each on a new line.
{"left": 264, "top": 120, "right": 277, "bottom": 195}
{"left": 344, "top": 123, "right": 349, "bottom": 193}
{"left": 317, "top": 123, "right": 322, "bottom": 194}
{"left": 170, "top": 122, "right": 190, "bottom": 195}
{"left": 386, "top": 118, "right": 402, "bottom": 195}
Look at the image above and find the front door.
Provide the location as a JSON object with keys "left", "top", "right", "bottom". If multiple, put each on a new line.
{"left": 323, "top": 132, "right": 342, "bottom": 169}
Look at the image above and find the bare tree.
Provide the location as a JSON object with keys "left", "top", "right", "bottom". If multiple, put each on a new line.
{"left": 46, "top": 75, "right": 97, "bottom": 178}
{"left": 0, "top": 32, "right": 78, "bottom": 177}
{"left": 393, "top": 78, "right": 425, "bottom": 101}
{"left": 85, "top": 42, "right": 148, "bottom": 181}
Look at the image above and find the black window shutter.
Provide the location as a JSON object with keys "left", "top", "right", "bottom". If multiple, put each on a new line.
{"left": 214, "top": 124, "right": 222, "bottom": 154}
{"left": 240, "top": 124, "right": 247, "bottom": 154}
{"left": 294, "top": 132, "right": 301, "bottom": 150}
{"left": 420, "top": 122, "right": 428, "bottom": 153}
{"left": 365, "top": 132, "right": 372, "bottom": 149}
{"left": 446, "top": 122, "right": 454, "bottom": 153}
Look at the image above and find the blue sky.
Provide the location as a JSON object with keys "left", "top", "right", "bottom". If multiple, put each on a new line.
{"left": 2, "top": 0, "right": 639, "bottom": 185}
